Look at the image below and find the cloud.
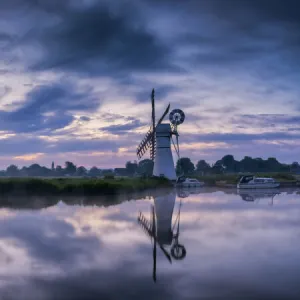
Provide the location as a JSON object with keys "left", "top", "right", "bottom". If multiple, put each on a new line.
{"left": 0, "top": 214, "right": 101, "bottom": 266}
{"left": 0, "top": 135, "right": 122, "bottom": 157}
{"left": 79, "top": 116, "right": 91, "bottom": 122}
{"left": 231, "top": 114, "right": 300, "bottom": 130}
{"left": 148, "top": 0, "right": 300, "bottom": 78}
{"left": 0, "top": 1, "right": 178, "bottom": 77}
{"left": 0, "top": 81, "right": 99, "bottom": 133}
{"left": 186, "top": 132, "right": 300, "bottom": 143}
{"left": 1, "top": 0, "right": 300, "bottom": 168}
{"left": 100, "top": 119, "right": 146, "bottom": 135}
{"left": 0, "top": 85, "right": 11, "bottom": 100}
{"left": 134, "top": 84, "right": 178, "bottom": 103}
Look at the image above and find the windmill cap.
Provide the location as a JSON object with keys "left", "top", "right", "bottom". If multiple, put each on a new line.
{"left": 156, "top": 123, "right": 171, "bottom": 133}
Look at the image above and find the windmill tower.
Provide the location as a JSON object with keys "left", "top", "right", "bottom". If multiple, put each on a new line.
{"left": 136, "top": 89, "right": 185, "bottom": 180}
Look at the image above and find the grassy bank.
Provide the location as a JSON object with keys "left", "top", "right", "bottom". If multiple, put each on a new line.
{"left": 0, "top": 177, "right": 172, "bottom": 196}
{"left": 193, "top": 173, "right": 298, "bottom": 186}
{"left": 0, "top": 173, "right": 298, "bottom": 197}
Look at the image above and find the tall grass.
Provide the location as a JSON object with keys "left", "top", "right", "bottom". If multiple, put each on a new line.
{"left": 0, "top": 177, "right": 172, "bottom": 196}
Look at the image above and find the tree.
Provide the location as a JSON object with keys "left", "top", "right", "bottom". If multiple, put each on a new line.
{"left": 27, "top": 164, "right": 42, "bottom": 177}
{"left": 89, "top": 166, "right": 101, "bottom": 177}
{"left": 196, "top": 160, "right": 211, "bottom": 174}
{"left": 266, "top": 157, "right": 281, "bottom": 172}
{"left": 211, "top": 160, "right": 225, "bottom": 174}
{"left": 6, "top": 165, "right": 19, "bottom": 177}
{"left": 125, "top": 161, "right": 138, "bottom": 176}
{"left": 176, "top": 157, "right": 195, "bottom": 175}
{"left": 76, "top": 166, "right": 87, "bottom": 176}
{"left": 239, "top": 156, "right": 254, "bottom": 172}
{"left": 55, "top": 165, "right": 63, "bottom": 176}
{"left": 291, "top": 162, "right": 300, "bottom": 173}
{"left": 64, "top": 161, "right": 76, "bottom": 175}
{"left": 137, "top": 159, "right": 154, "bottom": 177}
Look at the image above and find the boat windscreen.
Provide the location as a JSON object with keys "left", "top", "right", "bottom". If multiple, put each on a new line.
{"left": 176, "top": 176, "right": 186, "bottom": 183}
{"left": 239, "top": 176, "right": 254, "bottom": 183}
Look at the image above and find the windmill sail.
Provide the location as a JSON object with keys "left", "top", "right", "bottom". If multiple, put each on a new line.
{"left": 156, "top": 103, "right": 170, "bottom": 126}
{"left": 151, "top": 89, "right": 155, "bottom": 161}
{"left": 136, "top": 89, "right": 170, "bottom": 161}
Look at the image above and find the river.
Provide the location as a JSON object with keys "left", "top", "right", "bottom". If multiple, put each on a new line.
{"left": 0, "top": 188, "right": 299, "bottom": 299}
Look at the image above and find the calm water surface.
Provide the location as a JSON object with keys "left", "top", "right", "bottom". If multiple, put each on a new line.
{"left": 0, "top": 188, "right": 300, "bottom": 299}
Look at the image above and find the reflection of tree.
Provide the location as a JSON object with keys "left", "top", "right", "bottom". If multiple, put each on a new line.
{"left": 137, "top": 195, "right": 186, "bottom": 282}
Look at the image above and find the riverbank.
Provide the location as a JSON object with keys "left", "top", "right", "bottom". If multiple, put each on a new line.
{"left": 0, "top": 177, "right": 172, "bottom": 196}
{"left": 0, "top": 173, "right": 298, "bottom": 197}
{"left": 193, "top": 173, "right": 300, "bottom": 187}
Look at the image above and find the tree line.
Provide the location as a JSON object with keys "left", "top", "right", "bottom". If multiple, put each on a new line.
{"left": 1, "top": 155, "right": 299, "bottom": 177}
{"left": 176, "top": 155, "right": 300, "bottom": 175}
{"left": 123, "top": 155, "right": 300, "bottom": 177}
{"left": 0, "top": 161, "right": 102, "bottom": 177}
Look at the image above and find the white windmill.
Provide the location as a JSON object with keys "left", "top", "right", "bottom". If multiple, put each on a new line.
{"left": 136, "top": 89, "right": 185, "bottom": 180}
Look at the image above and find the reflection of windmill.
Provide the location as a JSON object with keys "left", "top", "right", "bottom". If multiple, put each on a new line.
{"left": 137, "top": 192, "right": 186, "bottom": 282}
{"left": 136, "top": 89, "right": 185, "bottom": 180}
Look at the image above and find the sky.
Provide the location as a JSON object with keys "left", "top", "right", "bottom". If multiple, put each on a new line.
{"left": 1, "top": 0, "right": 300, "bottom": 169}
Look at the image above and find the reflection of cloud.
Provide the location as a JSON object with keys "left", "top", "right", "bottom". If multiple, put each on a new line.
{"left": 0, "top": 214, "right": 102, "bottom": 275}
{"left": 0, "top": 190, "right": 300, "bottom": 298}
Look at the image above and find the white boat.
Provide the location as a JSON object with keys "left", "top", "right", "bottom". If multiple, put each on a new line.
{"left": 176, "top": 177, "right": 204, "bottom": 187}
{"left": 237, "top": 175, "right": 280, "bottom": 189}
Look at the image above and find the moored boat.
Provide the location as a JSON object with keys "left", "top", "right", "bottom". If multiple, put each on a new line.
{"left": 237, "top": 175, "right": 280, "bottom": 189}
{"left": 176, "top": 176, "right": 204, "bottom": 187}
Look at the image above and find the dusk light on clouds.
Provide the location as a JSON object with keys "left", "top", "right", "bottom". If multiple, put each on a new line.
{"left": 1, "top": 0, "right": 300, "bottom": 168}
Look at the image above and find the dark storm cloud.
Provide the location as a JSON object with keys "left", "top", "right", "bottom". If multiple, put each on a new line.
{"left": 152, "top": 0, "right": 300, "bottom": 27}
{"left": 210, "top": 0, "right": 300, "bottom": 26}
{"left": 152, "top": 0, "right": 300, "bottom": 72}
{"left": 1, "top": 0, "right": 178, "bottom": 76}
{"left": 0, "top": 81, "right": 99, "bottom": 133}
{"left": 2, "top": 0, "right": 300, "bottom": 75}
{"left": 135, "top": 85, "right": 178, "bottom": 103}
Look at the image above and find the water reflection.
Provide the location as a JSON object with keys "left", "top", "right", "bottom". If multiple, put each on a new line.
{"left": 137, "top": 191, "right": 186, "bottom": 282}
{"left": 0, "top": 189, "right": 300, "bottom": 299}
{"left": 237, "top": 189, "right": 280, "bottom": 205}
